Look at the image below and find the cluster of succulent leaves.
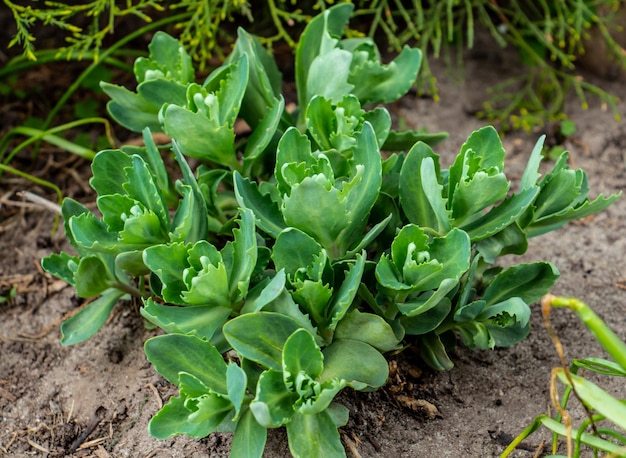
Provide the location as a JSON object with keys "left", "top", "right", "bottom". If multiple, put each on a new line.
{"left": 41, "top": 4, "right": 620, "bottom": 457}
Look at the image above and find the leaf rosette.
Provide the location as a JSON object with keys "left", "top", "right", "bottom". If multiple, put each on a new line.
{"left": 376, "top": 224, "right": 471, "bottom": 319}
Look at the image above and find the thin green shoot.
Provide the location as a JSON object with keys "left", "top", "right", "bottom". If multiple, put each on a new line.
{"left": 0, "top": 118, "right": 115, "bottom": 166}
{"left": 0, "top": 164, "right": 63, "bottom": 233}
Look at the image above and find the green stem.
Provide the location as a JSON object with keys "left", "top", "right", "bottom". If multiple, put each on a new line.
{"left": 499, "top": 415, "right": 543, "bottom": 457}
{"left": 264, "top": 0, "right": 295, "bottom": 48}
{"left": 546, "top": 295, "right": 626, "bottom": 370}
{"left": 0, "top": 164, "right": 62, "bottom": 232}
{"left": 0, "top": 51, "right": 138, "bottom": 79}
{"left": 109, "top": 281, "right": 147, "bottom": 299}
{"left": 1, "top": 117, "right": 114, "bottom": 165}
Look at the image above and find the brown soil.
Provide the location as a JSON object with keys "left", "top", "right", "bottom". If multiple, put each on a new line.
{"left": 1, "top": 50, "right": 625, "bottom": 457}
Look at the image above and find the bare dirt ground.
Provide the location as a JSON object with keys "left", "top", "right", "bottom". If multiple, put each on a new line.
{"left": 1, "top": 46, "right": 625, "bottom": 457}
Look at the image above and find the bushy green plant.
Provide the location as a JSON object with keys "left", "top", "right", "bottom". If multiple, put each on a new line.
{"left": 502, "top": 294, "right": 626, "bottom": 457}
{"left": 41, "top": 4, "right": 620, "bottom": 456}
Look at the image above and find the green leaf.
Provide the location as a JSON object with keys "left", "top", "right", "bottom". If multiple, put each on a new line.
{"left": 340, "top": 122, "right": 383, "bottom": 241}
{"left": 326, "top": 252, "right": 366, "bottom": 330}
{"left": 520, "top": 135, "right": 546, "bottom": 191}
{"left": 281, "top": 175, "right": 350, "bottom": 254}
{"left": 227, "top": 362, "right": 247, "bottom": 420}
{"left": 291, "top": 280, "right": 333, "bottom": 328}
{"left": 234, "top": 172, "right": 286, "bottom": 238}
{"left": 335, "top": 309, "right": 401, "bottom": 352}
{"left": 223, "top": 312, "right": 302, "bottom": 370}
{"left": 573, "top": 358, "right": 626, "bottom": 377}
{"left": 228, "top": 28, "right": 282, "bottom": 128}
{"left": 231, "top": 407, "right": 267, "bottom": 458}
{"left": 162, "top": 104, "right": 238, "bottom": 169}
{"left": 450, "top": 169, "right": 509, "bottom": 223}
{"left": 272, "top": 228, "right": 324, "bottom": 277}
{"left": 400, "top": 298, "right": 451, "bottom": 335}
{"left": 183, "top": 241, "right": 230, "bottom": 307}
{"left": 526, "top": 192, "right": 621, "bottom": 237}
{"left": 418, "top": 332, "right": 455, "bottom": 370}
{"left": 458, "top": 126, "right": 505, "bottom": 171}
{"left": 306, "top": 95, "right": 361, "bottom": 152}
{"left": 139, "top": 128, "right": 176, "bottom": 203}
{"left": 480, "top": 298, "right": 531, "bottom": 347}
{"left": 225, "top": 209, "right": 257, "bottom": 303}
{"left": 262, "top": 291, "right": 322, "bottom": 346}
{"left": 283, "top": 329, "right": 324, "bottom": 381}
{"left": 557, "top": 371, "right": 626, "bottom": 431}
{"left": 295, "top": 3, "right": 354, "bottom": 115}
{"left": 286, "top": 411, "right": 346, "bottom": 458}
{"left": 476, "top": 223, "right": 528, "bottom": 264}
{"left": 382, "top": 129, "right": 448, "bottom": 151}
{"left": 533, "top": 168, "right": 584, "bottom": 219}
{"left": 242, "top": 95, "right": 285, "bottom": 174}
{"left": 482, "top": 262, "right": 559, "bottom": 306}
{"left": 60, "top": 198, "right": 91, "bottom": 255}
{"left": 137, "top": 79, "right": 188, "bottom": 108}
{"left": 144, "top": 333, "right": 228, "bottom": 395}
{"left": 203, "top": 54, "right": 249, "bottom": 125}
{"left": 186, "top": 393, "right": 233, "bottom": 435}
{"left": 149, "top": 395, "right": 214, "bottom": 439}
{"left": 320, "top": 339, "right": 388, "bottom": 390}
{"left": 349, "top": 44, "right": 422, "bottom": 105}
{"left": 327, "top": 402, "right": 350, "bottom": 427}
{"left": 41, "top": 252, "right": 79, "bottom": 286}
{"left": 69, "top": 213, "right": 119, "bottom": 253}
{"left": 60, "top": 289, "right": 125, "bottom": 346}
{"left": 124, "top": 154, "right": 170, "bottom": 228}
{"left": 399, "top": 142, "right": 448, "bottom": 231}
{"left": 73, "top": 256, "right": 112, "bottom": 298}
{"left": 250, "top": 369, "right": 297, "bottom": 427}
{"left": 458, "top": 187, "right": 539, "bottom": 241}
{"left": 90, "top": 149, "right": 133, "bottom": 196}
{"left": 241, "top": 270, "right": 287, "bottom": 314}
{"left": 307, "top": 48, "right": 354, "bottom": 105}
{"left": 143, "top": 242, "right": 192, "bottom": 304}
{"left": 134, "top": 31, "right": 194, "bottom": 84}
{"left": 101, "top": 82, "right": 162, "bottom": 132}
{"left": 140, "top": 298, "right": 231, "bottom": 340}
{"left": 397, "top": 279, "right": 458, "bottom": 318}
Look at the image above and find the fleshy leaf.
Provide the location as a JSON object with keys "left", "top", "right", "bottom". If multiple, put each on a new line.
{"left": 231, "top": 407, "right": 267, "bottom": 458}
{"left": 73, "top": 256, "right": 112, "bottom": 298}
{"left": 140, "top": 298, "right": 231, "bottom": 340}
{"left": 286, "top": 411, "right": 346, "bottom": 458}
{"left": 60, "top": 289, "right": 125, "bottom": 346}
{"left": 250, "top": 369, "right": 297, "bottom": 428}
{"left": 144, "top": 333, "right": 228, "bottom": 395}
{"left": 234, "top": 172, "right": 286, "bottom": 238}
{"left": 227, "top": 362, "right": 247, "bottom": 420}
{"left": 334, "top": 309, "right": 401, "bottom": 352}
{"left": 223, "top": 312, "right": 302, "bottom": 370}
{"left": 482, "top": 262, "right": 559, "bottom": 306}
{"left": 348, "top": 43, "right": 422, "bottom": 105}
{"left": 320, "top": 339, "right": 388, "bottom": 390}
{"left": 283, "top": 329, "right": 324, "bottom": 381}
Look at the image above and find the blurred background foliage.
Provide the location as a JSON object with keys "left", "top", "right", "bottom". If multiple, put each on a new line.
{"left": 2, "top": 0, "right": 626, "bottom": 139}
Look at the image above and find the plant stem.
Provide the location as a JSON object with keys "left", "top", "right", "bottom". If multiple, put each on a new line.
{"left": 544, "top": 294, "right": 626, "bottom": 370}
{"left": 265, "top": 0, "right": 295, "bottom": 48}
{"left": 0, "top": 117, "right": 114, "bottom": 165}
{"left": 109, "top": 281, "right": 148, "bottom": 299}
{"left": 0, "top": 164, "right": 63, "bottom": 232}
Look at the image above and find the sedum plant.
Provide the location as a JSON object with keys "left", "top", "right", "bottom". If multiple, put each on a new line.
{"left": 41, "top": 4, "right": 620, "bottom": 456}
